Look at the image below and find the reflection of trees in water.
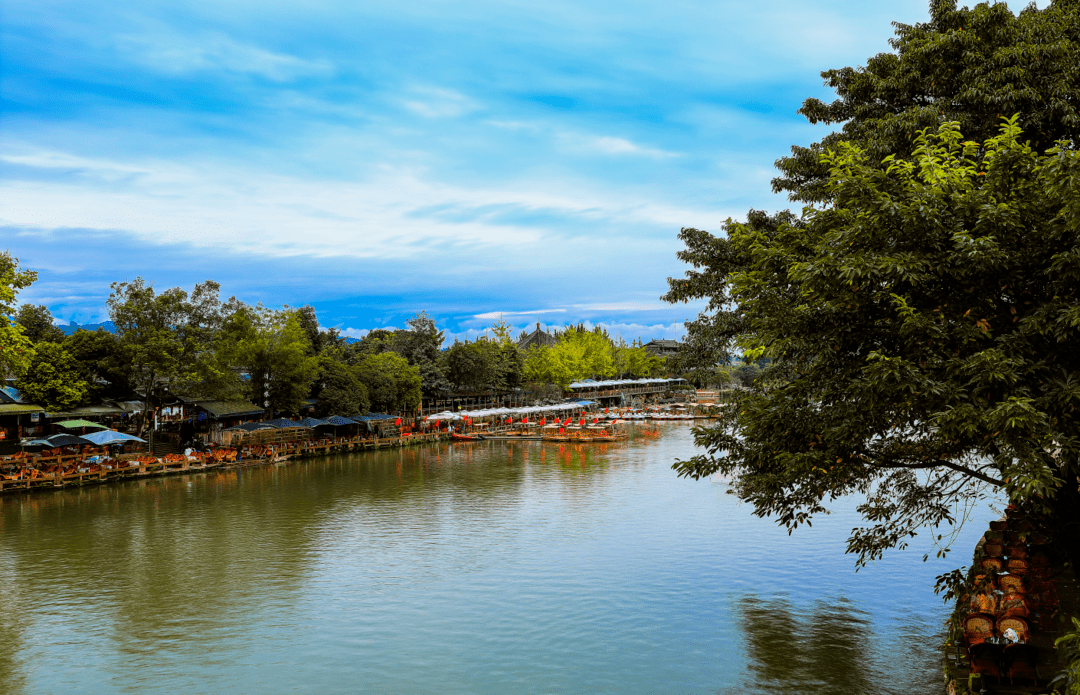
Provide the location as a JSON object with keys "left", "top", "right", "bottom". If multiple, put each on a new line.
{"left": 0, "top": 470, "right": 327, "bottom": 693}
{"left": 721, "top": 595, "right": 877, "bottom": 695}
{"left": 0, "top": 437, "right": 661, "bottom": 692}
{"left": 0, "top": 554, "right": 29, "bottom": 694}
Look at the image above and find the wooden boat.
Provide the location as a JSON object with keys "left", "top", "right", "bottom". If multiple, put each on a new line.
{"left": 451, "top": 433, "right": 484, "bottom": 441}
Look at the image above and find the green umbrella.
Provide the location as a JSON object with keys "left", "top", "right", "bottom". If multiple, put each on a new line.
{"left": 54, "top": 419, "right": 109, "bottom": 430}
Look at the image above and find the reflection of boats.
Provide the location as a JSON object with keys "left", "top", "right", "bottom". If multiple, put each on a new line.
{"left": 482, "top": 434, "right": 543, "bottom": 441}
{"left": 451, "top": 433, "right": 484, "bottom": 442}
{"left": 540, "top": 424, "right": 627, "bottom": 443}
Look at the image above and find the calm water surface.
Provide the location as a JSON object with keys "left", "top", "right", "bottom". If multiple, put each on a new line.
{"left": 0, "top": 424, "right": 992, "bottom": 694}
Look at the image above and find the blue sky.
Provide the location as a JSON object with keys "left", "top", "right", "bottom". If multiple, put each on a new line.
{"left": 0, "top": 0, "right": 1045, "bottom": 343}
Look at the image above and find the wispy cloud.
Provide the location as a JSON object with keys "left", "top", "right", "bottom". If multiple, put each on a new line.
{"left": 117, "top": 31, "right": 333, "bottom": 82}
{"left": 577, "top": 136, "right": 680, "bottom": 158}
{"left": 473, "top": 309, "right": 567, "bottom": 320}
{"left": 401, "top": 87, "right": 478, "bottom": 118}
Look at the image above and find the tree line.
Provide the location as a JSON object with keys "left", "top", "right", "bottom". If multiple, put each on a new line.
{"left": 1, "top": 272, "right": 672, "bottom": 421}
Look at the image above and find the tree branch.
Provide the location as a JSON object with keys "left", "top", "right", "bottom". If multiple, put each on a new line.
{"left": 865, "top": 457, "right": 1002, "bottom": 486}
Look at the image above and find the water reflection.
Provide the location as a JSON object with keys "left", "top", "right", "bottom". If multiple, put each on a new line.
{"left": 723, "top": 595, "right": 876, "bottom": 695}
{"left": 0, "top": 427, "right": 982, "bottom": 694}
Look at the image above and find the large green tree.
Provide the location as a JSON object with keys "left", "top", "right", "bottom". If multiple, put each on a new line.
{"left": 311, "top": 356, "right": 369, "bottom": 418}
{"left": 64, "top": 329, "right": 133, "bottom": 399}
{"left": 108, "top": 278, "right": 230, "bottom": 429}
{"left": 227, "top": 306, "right": 318, "bottom": 416}
{"left": 15, "top": 342, "right": 89, "bottom": 411}
{"left": 352, "top": 352, "right": 421, "bottom": 413}
{"left": 391, "top": 312, "right": 450, "bottom": 398}
{"left": 0, "top": 252, "right": 37, "bottom": 378}
{"left": 773, "top": 0, "right": 1080, "bottom": 205}
{"left": 666, "top": 120, "right": 1080, "bottom": 575}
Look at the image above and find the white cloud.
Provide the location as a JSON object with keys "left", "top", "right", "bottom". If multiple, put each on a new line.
{"left": 584, "top": 136, "right": 679, "bottom": 158}
{"left": 473, "top": 308, "right": 566, "bottom": 319}
{"left": 0, "top": 144, "right": 733, "bottom": 263}
{"left": 401, "top": 87, "right": 478, "bottom": 118}
{"left": 118, "top": 31, "right": 333, "bottom": 82}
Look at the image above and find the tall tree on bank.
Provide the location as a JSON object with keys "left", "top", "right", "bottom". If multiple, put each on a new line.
{"left": 0, "top": 252, "right": 37, "bottom": 378}
{"left": 392, "top": 312, "right": 450, "bottom": 398}
{"left": 63, "top": 329, "right": 134, "bottom": 400}
{"left": 107, "top": 278, "right": 226, "bottom": 434}
{"left": 666, "top": 120, "right": 1080, "bottom": 573}
{"left": 668, "top": 0, "right": 1080, "bottom": 569}
{"left": 227, "top": 306, "right": 318, "bottom": 416}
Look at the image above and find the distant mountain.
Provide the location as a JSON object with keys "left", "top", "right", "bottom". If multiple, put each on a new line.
{"left": 60, "top": 321, "right": 116, "bottom": 335}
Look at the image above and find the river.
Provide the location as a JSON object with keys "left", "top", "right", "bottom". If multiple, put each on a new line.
{"left": 0, "top": 423, "right": 993, "bottom": 694}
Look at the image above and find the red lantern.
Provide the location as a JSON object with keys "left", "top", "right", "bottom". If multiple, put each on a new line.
{"left": 395, "top": 418, "right": 401, "bottom": 426}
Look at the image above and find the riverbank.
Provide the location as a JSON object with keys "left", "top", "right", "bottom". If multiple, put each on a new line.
{"left": 943, "top": 512, "right": 1080, "bottom": 694}
{"left": 0, "top": 432, "right": 447, "bottom": 494}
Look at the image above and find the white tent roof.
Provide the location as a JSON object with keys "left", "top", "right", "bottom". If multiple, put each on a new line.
{"left": 567, "top": 378, "right": 686, "bottom": 389}
{"left": 424, "top": 401, "right": 595, "bottom": 421}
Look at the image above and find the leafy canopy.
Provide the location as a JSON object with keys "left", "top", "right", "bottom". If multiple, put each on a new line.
{"left": 666, "top": 117, "right": 1080, "bottom": 567}
{"left": 774, "top": 0, "right": 1080, "bottom": 204}
{"left": 0, "top": 251, "right": 37, "bottom": 377}
{"left": 15, "top": 342, "right": 90, "bottom": 411}
{"left": 15, "top": 304, "right": 65, "bottom": 344}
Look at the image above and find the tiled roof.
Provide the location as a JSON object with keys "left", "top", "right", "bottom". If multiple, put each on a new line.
{"left": 195, "top": 400, "right": 264, "bottom": 418}
{"left": 0, "top": 403, "right": 45, "bottom": 415}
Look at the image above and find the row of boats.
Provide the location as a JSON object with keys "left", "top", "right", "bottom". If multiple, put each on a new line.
{"left": 601, "top": 410, "right": 697, "bottom": 421}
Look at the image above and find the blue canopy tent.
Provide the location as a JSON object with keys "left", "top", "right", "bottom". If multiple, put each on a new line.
{"left": 316, "top": 415, "right": 359, "bottom": 437}
{"left": 82, "top": 430, "right": 147, "bottom": 446}
{"left": 320, "top": 416, "right": 358, "bottom": 427}
{"left": 226, "top": 422, "right": 275, "bottom": 432}
{"left": 262, "top": 418, "right": 312, "bottom": 429}
{"left": 23, "top": 433, "right": 96, "bottom": 448}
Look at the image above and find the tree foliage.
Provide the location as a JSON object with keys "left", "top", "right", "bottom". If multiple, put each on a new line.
{"left": 666, "top": 118, "right": 1080, "bottom": 568}
{"left": 523, "top": 326, "right": 617, "bottom": 386}
{"left": 15, "top": 342, "right": 89, "bottom": 411}
{"left": 445, "top": 338, "right": 523, "bottom": 392}
{"left": 0, "top": 252, "right": 37, "bottom": 378}
{"left": 15, "top": 304, "right": 64, "bottom": 344}
{"left": 227, "top": 306, "right": 318, "bottom": 416}
{"left": 774, "top": 0, "right": 1080, "bottom": 204}
{"left": 64, "top": 329, "right": 133, "bottom": 400}
{"left": 311, "top": 356, "right": 369, "bottom": 418}
{"left": 352, "top": 352, "right": 422, "bottom": 413}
